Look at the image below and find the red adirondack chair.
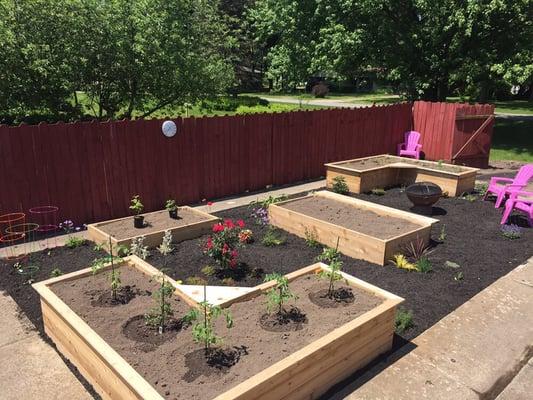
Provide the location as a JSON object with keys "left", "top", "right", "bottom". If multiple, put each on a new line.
{"left": 484, "top": 164, "right": 533, "bottom": 208}
{"left": 500, "top": 190, "right": 533, "bottom": 226}
{"left": 397, "top": 131, "right": 422, "bottom": 159}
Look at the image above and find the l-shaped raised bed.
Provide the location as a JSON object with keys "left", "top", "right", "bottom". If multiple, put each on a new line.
{"left": 33, "top": 256, "right": 403, "bottom": 400}
{"left": 268, "top": 190, "right": 438, "bottom": 265}
{"left": 325, "top": 154, "right": 479, "bottom": 196}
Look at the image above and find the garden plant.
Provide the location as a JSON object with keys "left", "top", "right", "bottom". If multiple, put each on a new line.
{"left": 165, "top": 199, "right": 178, "bottom": 219}
{"left": 204, "top": 219, "right": 247, "bottom": 270}
{"left": 145, "top": 270, "right": 174, "bottom": 334}
{"left": 130, "top": 195, "right": 144, "bottom": 228}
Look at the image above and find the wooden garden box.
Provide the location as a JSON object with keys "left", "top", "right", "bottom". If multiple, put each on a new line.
{"left": 325, "top": 154, "right": 479, "bottom": 196}
{"left": 33, "top": 257, "right": 403, "bottom": 400}
{"left": 269, "top": 190, "right": 439, "bottom": 265}
{"left": 87, "top": 207, "right": 218, "bottom": 253}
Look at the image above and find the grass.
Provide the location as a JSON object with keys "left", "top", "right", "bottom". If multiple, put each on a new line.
{"left": 490, "top": 118, "right": 533, "bottom": 162}
{"left": 243, "top": 91, "right": 400, "bottom": 105}
{"left": 447, "top": 97, "right": 533, "bottom": 115}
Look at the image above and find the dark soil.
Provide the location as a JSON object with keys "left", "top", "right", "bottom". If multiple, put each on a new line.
{"left": 90, "top": 285, "right": 138, "bottom": 307}
{"left": 259, "top": 306, "right": 308, "bottom": 332}
{"left": 309, "top": 287, "right": 355, "bottom": 308}
{"left": 281, "top": 195, "right": 422, "bottom": 238}
{"left": 96, "top": 208, "right": 209, "bottom": 240}
{"left": 49, "top": 270, "right": 380, "bottom": 399}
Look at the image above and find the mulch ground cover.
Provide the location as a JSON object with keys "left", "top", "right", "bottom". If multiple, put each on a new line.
{"left": 1, "top": 185, "right": 532, "bottom": 399}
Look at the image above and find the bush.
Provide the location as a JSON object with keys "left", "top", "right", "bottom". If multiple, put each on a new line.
{"left": 331, "top": 176, "right": 349, "bottom": 195}
{"left": 311, "top": 82, "right": 329, "bottom": 98}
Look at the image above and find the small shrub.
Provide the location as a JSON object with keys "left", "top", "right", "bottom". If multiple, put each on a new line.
{"left": 129, "top": 195, "right": 144, "bottom": 215}
{"left": 238, "top": 229, "right": 254, "bottom": 244}
{"left": 315, "top": 243, "right": 345, "bottom": 297}
{"left": 311, "top": 82, "right": 329, "bottom": 98}
{"left": 204, "top": 219, "right": 246, "bottom": 269}
{"left": 130, "top": 236, "right": 150, "bottom": 260}
{"left": 184, "top": 293, "right": 233, "bottom": 355}
{"left": 91, "top": 241, "right": 123, "bottom": 302}
{"left": 201, "top": 265, "right": 216, "bottom": 277}
{"left": 144, "top": 271, "right": 174, "bottom": 333}
{"left": 415, "top": 256, "right": 432, "bottom": 273}
{"left": 501, "top": 224, "right": 521, "bottom": 240}
{"left": 304, "top": 227, "right": 320, "bottom": 248}
{"left": 395, "top": 309, "right": 414, "bottom": 333}
{"left": 261, "top": 226, "right": 285, "bottom": 247}
{"left": 461, "top": 193, "right": 477, "bottom": 202}
{"left": 165, "top": 199, "right": 177, "bottom": 212}
{"left": 185, "top": 276, "right": 208, "bottom": 285}
{"left": 403, "top": 237, "right": 431, "bottom": 262}
{"left": 454, "top": 271, "right": 464, "bottom": 281}
{"left": 264, "top": 272, "right": 297, "bottom": 315}
{"left": 371, "top": 188, "right": 386, "bottom": 196}
{"left": 65, "top": 236, "right": 86, "bottom": 249}
{"left": 157, "top": 230, "right": 174, "bottom": 255}
{"left": 331, "top": 176, "right": 349, "bottom": 195}
{"left": 222, "top": 277, "right": 236, "bottom": 286}
{"left": 475, "top": 182, "right": 488, "bottom": 197}
{"left": 438, "top": 224, "right": 447, "bottom": 242}
{"left": 50, "top": 267, "right": 63, "bottom": 278}
{"left": 390, "top": 254, "right": 417, "bottom": 271}
{"left": 250, "top": 195, "right": 287, "bottom": 226}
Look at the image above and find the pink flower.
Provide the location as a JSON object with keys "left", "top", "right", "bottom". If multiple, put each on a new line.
{"left": 224, "top": 219, "right": 235, "bottom": 229}
{"left": 207, "top": 201, "right": 214, "bottom": 206}
{"left": 236, "top": 219, "right": 245, "bottom": 228}
{"left": 222, "top": 243, "right": 229, "bottom": 254}
{"left": 212, "top": 223, "right": 224, "bottom": 233}
{"left": 206, "top": 237, "right": 213, "bottom": 250}
{"left": 231, "top": 249, "right": 238, "bottom": 258}
{"left": 229, "top": 257, "right": 237, "bottom": 268}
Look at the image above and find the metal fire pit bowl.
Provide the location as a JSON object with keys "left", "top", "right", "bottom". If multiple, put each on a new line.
{"left": 406, "top": 182, "right": 442, "bottom": 215}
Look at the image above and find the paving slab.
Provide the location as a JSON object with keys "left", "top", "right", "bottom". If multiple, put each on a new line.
{"left": 0, "top": 291, "right": 36, "bottom": 347}
{"left": 496, "top": 358, "right": 533, "bottom": 400}
{"left": 178, "top": 284, "right": 256, "bottom": 305}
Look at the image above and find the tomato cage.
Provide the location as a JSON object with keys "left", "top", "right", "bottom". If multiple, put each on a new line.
{"left": 3, "top": 223, "right": 39, "bottom": 262}
{"left": 0, "top": 212, "right": 26, "bottom": 261}
{"left": 29, "top": 205, "right": 59, "bottom": 250}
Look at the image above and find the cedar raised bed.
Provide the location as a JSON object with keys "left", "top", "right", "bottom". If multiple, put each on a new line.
{"left": 33, "top": 256, "right": 403, "bottom": 400}
{"left": 87, "top": 207, "right": 218, "bottom": 254}
{"left": 325, "top": 154, "right": 479, "bottom": 196}
{"left": 268, "top": 191, "right": 438, "bottom": 265}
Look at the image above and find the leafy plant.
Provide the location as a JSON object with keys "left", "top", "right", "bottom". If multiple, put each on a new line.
{"left": 501, "top": 224, "right": 521, "bottom": 240}
{"left": 165, "top": 199, "right": 177, "bottom": 212}
{"left": 475, "top": 182, "right": 488, "bottom": 197}
{"left": 461, "top": 193, "right": 478, "bottom": 202}
{"left": 436, "top": 160, "right": 444, "bottom": 169}
{"left": 50, "top": 267, "right": 63, "bottom": 278}
{"left": 415, "top": 256, "right": 432, "bottom": 273}
{"left": 184, "top": 287, "right": 233, "bottom": 355}
{"left": 204, "top": 219, "right": 246, "bottom": 269}
{"left": 261, "top": 226, "right": 285, "bottom": 246}
{"left": 145, "top": 271, "right": 174, "bottom": 334}
{"left": 454, "top": 271, "right": 464, "bottom": 281}
{"left": 157, "top": 230, "right": 174, "bottom": 255}
{"left": 315, "top": 241, "right": 345, "bottom": 297}
{"left": 331, "top": 176, "right": 349, "bottom": 195}
{"left": 395, "top": 309, "right": 414, "bottom": 333}
{"left": 65, "top": 236, "right": 86, "bottom": 249}
{"left": 404, "top": 237, "right": 431, "bottom": 262}
{"left": 304, "top": 227, "right": 320, "bottom": 248}
{"left": 238, "top": 229, "right": 254, "bottom": 244}
{"left": 15, "top": 262, "right": 40, "bottom": 284}
{"left": 222, "top": 277, "right": 236, "bottom": 286}
{"left": 264, "top": 273, "right": 297, "bottom": 315}
{"left": 201, "top": 265, "right": 216, "bottom": 277}
{"left": 186, "top": 276, "right": 208, "bottom": 285}
{"left": 91, "top": 238, "right": 123, "bottom": 301}
{"left": 250, "top": 195, "right": 287, "bottom": 225}
{"left": 438, "top": 224, "right": 447, "bottom": 242}
{"left": 371, "top": 188, "right": 386, "bottom": 196}
{"left": 130, "top": 236, "right": 150, "bottom": 260}
{"left": 390, "top": 254, "right": 417, "bottom": 271}
{"left": 129, "top": 195, "right": 144, "bottom": 215}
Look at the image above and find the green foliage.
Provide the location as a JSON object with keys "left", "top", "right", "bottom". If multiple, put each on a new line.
{"left": 261, "top": 226, "right": 285, "bottom": 247}
{"left": 157, "top": 230, "right": 174, "bottom": 256}
{"left": 144, "top": 272, "right": 174, "bottom": 333}
{"left": 91, "top": 238, "right": 124, "bottom": 301}
{"left": 404, "top": 237, "right": 431, "bottom": 262}
{"left": 304, "top": 227, "right": 320, "bottom": 248}
{"left": 371, "top": 188, "right": 386, "bottom": 196}
{"left": 331, "top": 176, "right": 349, "bottom": 195}
{"left": 438, "top": 224, "right": 447, "bottom": 242}
{"left": 50, "top": 268, "right": 63, "bottom": 278}
{"left": 395, "top": 309, "right": 414, "bottom": 333}
{"left": 65, "top": 236, "right": 86, "bottom": 249}
{"left": 390, "top": 254, "right": 417, "bottom": 271}
{"left": 415, "top": 257, "right": 432, "bottom": 273}
{"left": 184, "top": 293, "right": 233, "bottom": 353}
{"left": 264, "top": 272, "right": 297, "bottom": 315}
{"left": 185, "top": 276, "right": 208, "bottom": 285}
{"left": 130, "top": 236, "right": 150, "bottom": 260}
{"left": 250, "top": 195, "right": 288, "bottom": 210}
{"left": 222, "top": 277, "right": 236, "bottom": 286}
{"left": 315, "top": 243, "right": 345, "bottom": 296}
{"left": 454, "top": 271, "right": 464, "bottom": 281}
{"left": 165, "top": 199, "right": 177, "bottom": 212}
{"left": 201, "top": 265, "right": 216, "bottom": 277}
{"left": 129, "top": 195, "right": 144, "bottom": 215}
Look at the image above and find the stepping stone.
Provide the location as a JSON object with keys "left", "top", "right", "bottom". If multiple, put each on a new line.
{"left": 178, "top": 284, "right": 256, "bottom": 305}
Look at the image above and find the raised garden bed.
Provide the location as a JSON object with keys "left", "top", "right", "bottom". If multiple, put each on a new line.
{"left": 269, "top": 190, "right": 438, "bottom": 265}
{"left": 88, "top": 207, "right": 218, "bottom": 253}
{"left": 325, "top": 154, "right": 479, "bottom": 196}
{"left": 33, "top": 257, "right": 403, "bottom": 400}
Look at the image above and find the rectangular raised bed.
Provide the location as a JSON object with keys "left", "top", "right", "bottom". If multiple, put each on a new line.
{"left": 33, "top": 257, "right": 403, "bottom": 400}
{"left": 87, "top": 207, "right": 218, "bottom": 253}
{"left": 269, "top": 190, "right": 438, "bottom": 265}
{"left": 325, "top": 154, "right": 479, "bottom": 196}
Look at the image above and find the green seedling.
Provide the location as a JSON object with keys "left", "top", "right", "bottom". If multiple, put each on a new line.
{"left": 331, "top": 176, "right": 349, "bottom": 194}
{"left": 50, "top": 267, "right": 63, "bottom": 278}
{"left": 315, "top": 239, "right": 345, "bottom": 297}
{"left": 145, "top": 270, "right": 174, "bottom": 334}
{"left": 264, "top": 273, "right": 297, "bottom": 315}
{"left": 395, "top": 309, "right": 414, "bottom": 333}
{"left": 262, "top": 226, "right": 285, "bottom": 247}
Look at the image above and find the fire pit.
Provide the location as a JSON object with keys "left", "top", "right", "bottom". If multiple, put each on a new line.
{"left": 406, "top": 182, "right": 442, "bottom": 215}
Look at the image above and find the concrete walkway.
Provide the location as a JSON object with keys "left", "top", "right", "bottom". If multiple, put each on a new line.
{"left": 0, "top": 291, "right": 91, "bottom": 400}
{"left": 335, "top": 257, "right": 533, "bottom": 400}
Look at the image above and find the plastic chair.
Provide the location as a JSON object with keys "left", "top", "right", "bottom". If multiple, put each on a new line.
{"left": 484, "top": 164, "right": 533, "bottom": 208}
{"left": 398, "top": 131, "right": 422, "bottom": 159}
{"left": 500, "top": 190, "right": 533, "bottom": 226}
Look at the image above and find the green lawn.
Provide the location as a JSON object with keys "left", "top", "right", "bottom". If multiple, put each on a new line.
{"left": 490, "top": 118, "right": 533, "bottom": 162}
{"left": 447, "top": 97, "right": 533, "bottom": 116}
{"left": 243, "top": 91, "right": 400, "bottom": 105}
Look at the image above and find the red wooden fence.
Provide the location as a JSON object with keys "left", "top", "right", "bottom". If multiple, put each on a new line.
{"left": 0, "top": 101, "right": 492, "bottom": 225}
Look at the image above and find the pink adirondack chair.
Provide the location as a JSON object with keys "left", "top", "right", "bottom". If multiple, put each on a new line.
{"left": 483, "top": 164, "right": 533, "bottom": 208}
{"left": 500, "top": 190, "right": 533, "bottom": 226}
{"left": 397, "top": 131, "right": 422, "bottom": 159}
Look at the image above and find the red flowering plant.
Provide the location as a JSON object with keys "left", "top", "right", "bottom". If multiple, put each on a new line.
{"left": 204, "top": 219, "right": 247, "bottom": 269}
